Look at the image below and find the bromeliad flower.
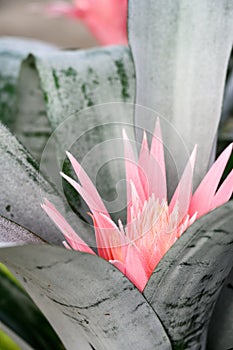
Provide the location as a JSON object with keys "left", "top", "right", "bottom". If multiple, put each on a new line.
{"left": 43, "top": 0, "right": 128, "bottom": 45}
{"left": 42, "top": 120, "right": 233, "bottom": 292}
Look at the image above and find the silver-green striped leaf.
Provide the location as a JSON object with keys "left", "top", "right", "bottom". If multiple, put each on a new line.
{"left": 144, "top": 201, "right": 233, "bottom": 349}
{"left": 0, "top": 37, "right": 56, "bottom": 128}
{"left": 25, "top": 46, "right": 135, "bottom": 128}
{"left": 0, "top": 259, "right": 65, "bottom": 350}
{"left": 207, "top": 266, "right": 233, "bottom": 350}
{"left": 0, "top": 245, "right": 172, "bottom": 350}
{"left": 0, "top": 123, "right": 92, "bottom": 245}
{"left": 15, "top": 46, "right": 134, "bottom": 161}
{"left": 17, "top": 47, "right": 135, "bottom": 222}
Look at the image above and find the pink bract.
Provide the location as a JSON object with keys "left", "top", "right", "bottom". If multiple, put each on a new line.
{"left": 42, "top": 120, "right": 233, "bottom": 291}
{"left": 44, "top": 0, "right": 128, "bottom": 45}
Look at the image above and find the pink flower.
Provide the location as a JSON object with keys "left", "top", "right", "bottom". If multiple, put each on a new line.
{"left": 42, "top": 120, "right": 233, "bottom": 291}
{"left": 44, "top": 0, "right": 128, "bottom": 45}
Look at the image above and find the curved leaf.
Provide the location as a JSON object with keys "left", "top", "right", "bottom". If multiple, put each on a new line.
{"left": 1, "top": 43, "right": 136, "bottom": 221}
{"left": 0, "top": 326, "right": 26, "bottom": 350}
{"left": 206, "top": 266, "right": 233, "bottom": 350}
{"left": 31, "top": 46, "right": 134, "bottom": 127}
{"left": 15, "top": 46, "right": 134, "bottom": 160}
{"left": 128, "top": 0, "right": 233, "bottom": 193}
{"left": 0, "top": 39, "right": 135, "bottom": 165}
{"left": 0, "top": 246, "right": 172, "bottom": 350}
{"left": 0, "top": 261, "right": 65, "bottom": 350}
{"left": 17, "top": 48, "right": 135, "bottom": 222}
{"left": 0, "top": 123, "right": 91, "bottom": 245}
{"left": 144, "top": 201, "right": 233, "bottom": 349}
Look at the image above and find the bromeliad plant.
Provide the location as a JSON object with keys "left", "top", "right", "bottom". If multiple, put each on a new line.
{"left": 42, "top": 122, "right": 232, "bottom": 292}
{"left": 0, "top": 1, "right": 233, "bottom": 350}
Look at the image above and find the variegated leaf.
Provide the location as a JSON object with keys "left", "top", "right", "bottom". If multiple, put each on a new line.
{"left": 17, "top": 48, "right": 135, "bottom": 222}
{"left": 0, "top": 37, "right": 56, "bottom": 128}
{"left": 0, "top": 261, "right": 65, "bottom": 350}
{"left": 0, "top": 245, "right": 172, "bottom": 350}
{"left": 15, "top": 46, "right": 134, "bottom": 161}
{"left": 0, "top": 123, "right": 92, "bottom": 245}
{"left": 24, "top": 46, "right": 134, "bottom": 127}
{"left": 144, "top": 201, "right": 233, "bottom": 349}
{"left": 207, "top": 266, "right": 233, "bottom": 350}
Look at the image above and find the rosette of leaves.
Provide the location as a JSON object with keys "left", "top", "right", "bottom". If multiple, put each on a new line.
{"left": 0, "top": 1, "right": 232, "bottom": 349}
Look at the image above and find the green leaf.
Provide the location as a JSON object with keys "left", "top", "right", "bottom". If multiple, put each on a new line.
{"left": 0, "top": 258, "right": 65, "bottom": 350}
{"left": 144, "top": 201, "right": 233, "bottom": 349}
{"left": 0, "top": 264, "right": 22, "bottom": 290}
{"left": 128, "top": 0, "right": 233, "bottom": 193}
{"left": 0, "top": 246, "right": 172, "bottom": 350}
{"left": 0, "top": 324, "right": 33, "bottom": 350}
{"left": 0, "top": 329, "right": 22, "bottom": 350}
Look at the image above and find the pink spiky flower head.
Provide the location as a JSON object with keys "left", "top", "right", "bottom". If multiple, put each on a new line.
{"left": 42, "top": 120, "right": 233, "bottom": 291}
{"left": 43, "top": 0, "right": 128, "bottom": 45}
